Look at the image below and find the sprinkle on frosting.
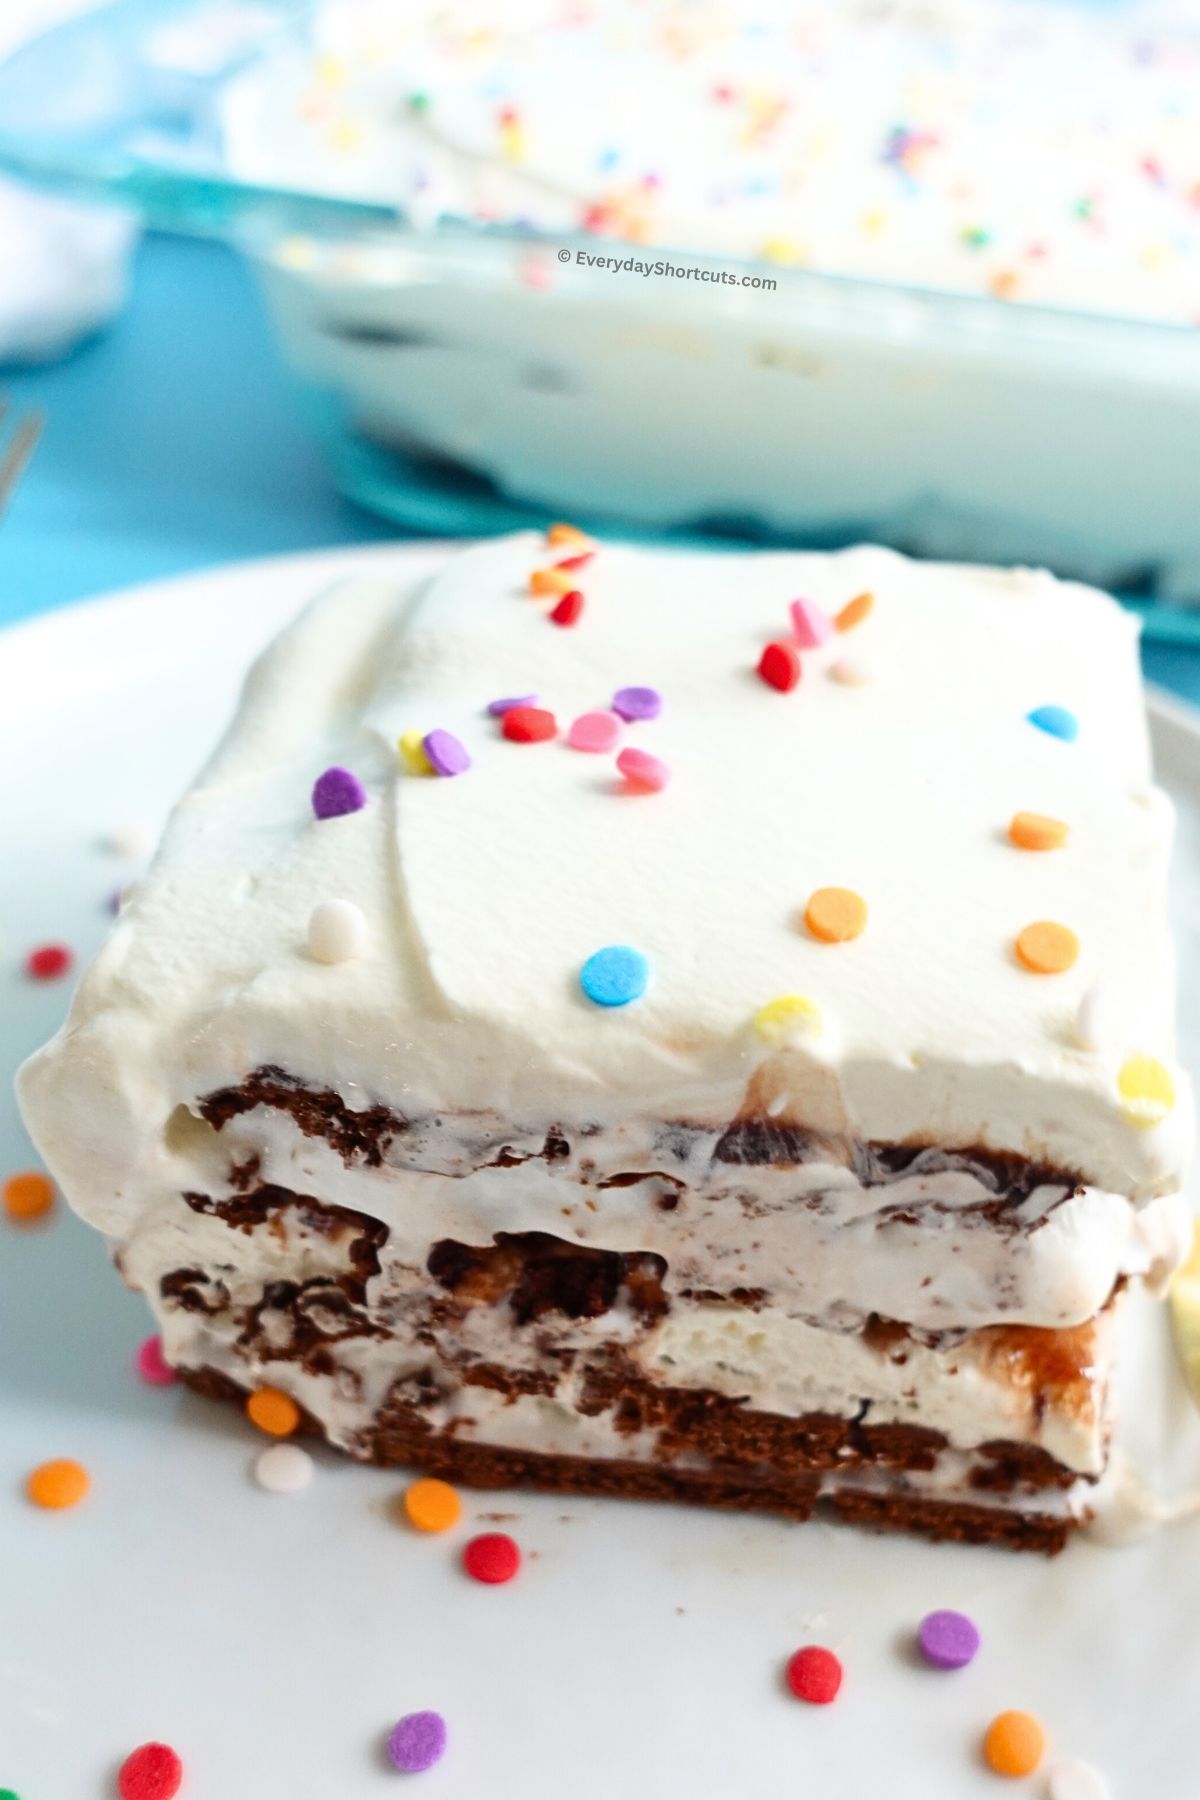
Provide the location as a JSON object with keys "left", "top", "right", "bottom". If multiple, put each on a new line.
{"left": 1074, "top": 984, "right": 1113, "bottom": 1053}
{"left": 246, "top": 1386, "right": 301, "bottom": 1438}
{"left": 463, "top": 1530, "right": 521, "bottom": 1584}
{"left": 835, "top": 591, "right": 874, "bottom": 632}
{"left": 1009, "top": 812, "right": 1069, "bottom": 852}
{"left": 307, "top": 898, "right": 368, "bottom": 964}
{"left": 135, "top": 1335, "right": 176, "bottom": 1387}
{"left": 983, "top": 1711, "right": 1046, "bottom": 1778}
{"left": 789, "top": 596, "right": 833, "bottom": 649}
{"left": 530, "top": 566, "right": 577, "bottom": 597}
{"left": 758, "top": 640, "right": 801, "bottom": 692}
{"left": 580, "top": 945, "right": 650, "bottom": 1007}
{"left": 116, "top": 1743, "right": 184, "bottom": 1800}
{"left": 611, "top": 685, "right": 662, "bottom": 721}
{"left": 546, "top": 522, "right": 592, "bottom": 549}
{"left": 554, "top": 551, "right": 594, "bottom": 572}
{"left": 422, "top": 729, "right": 472, "bottom": 776}
{"left": 917, "top": 1610, "right": 980, "bottom": 1671}
{"left": 502, "top": 705, "right": 557, "bottom": 743}
{"left": 754, "top": 994, "right": 822, "bottom": 1045}
{"left": 398, "top": 729, "right": 434, "bottom": 775}
{"left": 3, "top": 1169, "right": 54, "bottom": 1222}
{"left": 1028, "top": 705, "right": 1079, "bottom": 742}
{"left": 311, "top": 766, "right": 367, "bottom": 819}
{"left": 785, "top": 1646, "right": 843, "bottom": 1705}
{"left": 404, "top": 1477, "right": 462, "bottom": 1533}
{"left": 253, "top": 1444, "right": 314, "bottom": 1494}
{"left": 805, "top": 887, "right": 868, "bottom": 944}
{"left": 487, "top": 694, "right": 537, "bottom": 717}
{"left": 387, "top": 1711, "right": 448, "bottom": 1774}
{"left": 567, "top": 711, "right": 622, "bottom": 753}
{"left": 27, "top": 1458, "right": 90, "bottom": 1510}
{"left": 549, "top": 589, "right": 585, "bottom": 627}
{"left": 616, "top": 747, "right": 670, "bottom": 792}
{"left": 25, "top": 943, "right": 73, "bottom": 981}
{"left": 1117, "top": 1055, "right": 1175, "bottom": 1129}
{"left": 1015, "top": 921, "right": 1079, "bottom": 974}
{"left": 829, "top": 655, "right": 873, "bottom": 687}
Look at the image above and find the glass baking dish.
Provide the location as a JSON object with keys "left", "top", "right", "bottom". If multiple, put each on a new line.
{"left": 3, "top": 0, "right": 1199, "bottom": 611}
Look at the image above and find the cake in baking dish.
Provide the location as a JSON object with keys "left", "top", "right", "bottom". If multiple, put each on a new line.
{"left": 18, "top": 531, "right": 1193, "bottom": 1550}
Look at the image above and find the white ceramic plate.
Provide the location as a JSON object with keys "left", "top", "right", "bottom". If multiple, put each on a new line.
{"left": 3, "top": 548, "right": 1200, "bottom": 1800}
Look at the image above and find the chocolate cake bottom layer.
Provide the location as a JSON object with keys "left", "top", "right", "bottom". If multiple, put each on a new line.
{"left": 179, "top": 1364, "right": 1072, "bottom": 1552}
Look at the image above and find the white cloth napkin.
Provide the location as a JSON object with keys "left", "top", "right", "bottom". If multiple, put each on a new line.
{"left": 0, "top": 0, "right": 137, "bottom": 365}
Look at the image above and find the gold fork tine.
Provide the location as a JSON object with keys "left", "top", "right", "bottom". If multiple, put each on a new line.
{"left": 0, "top": 407, "right": 44, "bottom": 516}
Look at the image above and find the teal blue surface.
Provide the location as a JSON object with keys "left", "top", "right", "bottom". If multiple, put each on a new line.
{"left": 1, "top": 232, "right": 1198, "bottom": 712}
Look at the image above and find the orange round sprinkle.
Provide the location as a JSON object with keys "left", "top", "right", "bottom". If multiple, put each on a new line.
{"left": 546, "top": 522, "right": 591, "bottom": 549}
{"left": 27, "top": 1457, "right": 90, "bottom": 1510}
{"left": 1015, "top": 921, "right": 1079, "bottom": 974}
{"left": 835, "top": 590, "right": 874, "bottom": 632}
{"left": 1009, "top": 812, "right": 1069, "bottom": 852}
{"left": 983, "top": 1710, "right": 1047, "bottom": 1778}
{"left": 3, "top": 1170, "right": 55, "bottom": 1221}
{"left": 529, "top": 566, "right": 577, "bottom": 597}
{"left": 403, "top": 1477, "right": 462, "bottom": 1534}
{"left": 805, "top": 887, "right": 868, "bottom": 944}
{"left": 246, "top": 1387, "right": 301, "bottom": 1438}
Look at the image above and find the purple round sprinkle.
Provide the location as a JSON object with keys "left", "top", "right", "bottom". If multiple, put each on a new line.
{"left": 612, "top": 686, "right": 662, "bottom": 722}
{"left": 312, "top": 766, "right": 367, "bottom": 820}
{"left": 487, "top": 694, "right": 537, "bottom": 717}
{"left": 422, "top": 729, "right": 471, "bottom": 777}
{"left": 918, "top": 1609, "right": 980, "bottom": 1671}
{"left": 387, "top": 1710, "right": 447, "bottom": 1773}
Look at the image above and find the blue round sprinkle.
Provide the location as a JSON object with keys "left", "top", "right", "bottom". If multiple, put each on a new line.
{"left": 1027, "top": 705, "right": 1079, "bottom": 742}
{"left": 580, "top": 945, "right": 650, "bottom": 1008}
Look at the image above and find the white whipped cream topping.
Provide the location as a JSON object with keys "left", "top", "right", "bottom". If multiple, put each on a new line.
{"left": 219, "top": 0, "right": 1200, "bottom": 323}
{"left": 18, "top": 535, "right": 1190, "bottom": 1231}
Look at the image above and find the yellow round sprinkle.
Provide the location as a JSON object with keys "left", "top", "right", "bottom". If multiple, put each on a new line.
{"left": 398, "top": 729, "right": 434, "bottom": 776}
{"left": 246, "top": 1387, "right": 301, "bottom": 1438}
{"left": 1117, "top": 1055, "right": 1175, "bottom": 1128}
{"left": 1014, "top": 921, "right": 1079, "bottom": 975}
{"left": 1009, "top": 811, "right": 1069, "bottom": 852}
{"left": 983, "top": 1710, "right": 1046, "bottom": 1778}
{"left": 835, "top": 591, "right": 874, "bottom": 633}
{"left": 403, "top": 1477, "right": 463, "bottom": 1533}
{"left": 805, "top": 887, "right": 868, "bottom": 944}
{"left": 529, "top": 566, "right": 577, "bottom": 597}
{"left": 754, "top": 994, "right": 823, "bottom": 1046}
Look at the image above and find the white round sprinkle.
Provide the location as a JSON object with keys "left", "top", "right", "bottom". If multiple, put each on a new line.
{"left": 1075, "top": 984, "right": 1113, "bottom": 1052}
{"left": 307, "top": 898, "right": 367, "bottom": 965}
{"left": 829, "top": 656, "right": 873, "bottom": 687}
{"left": 254, "top": 1444, "right": 314, "bottom": 1494}
{"left": 1045, "top": 1759, "right": 1111, "bottom": 1800}
{"left": 106, "top": 821, "right": 152, "bottom": 860}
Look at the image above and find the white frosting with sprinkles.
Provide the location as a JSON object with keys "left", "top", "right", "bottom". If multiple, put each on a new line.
{"left": 18, "top": 533, "right": 1190, "bottom": 1218}
{"left": 219, "top": 0, "right": 1200, "bottom": 322}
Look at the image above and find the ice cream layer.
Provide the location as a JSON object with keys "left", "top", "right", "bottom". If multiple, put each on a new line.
{"left": 18, "top": 535, "right": 1190, "bottom": 1219}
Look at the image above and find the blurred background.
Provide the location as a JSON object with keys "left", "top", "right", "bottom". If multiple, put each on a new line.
{"left": 2, "top": 0, "right": 1200, "bottom": 701}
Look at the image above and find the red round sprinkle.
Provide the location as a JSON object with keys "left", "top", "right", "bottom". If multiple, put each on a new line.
{"left": 786, "top": 1645, "right": 843, "bottom": 1704}
{"left": 549, "top": 590, "right": 585, "bottom": 627}
{"left": 463, "top": 1531, "right": 521, "bottom": 1584}
{"left": 757, "top": 641, "right": 801, "bottom": 693}
{"left": 117, "top": 1742, "right": 183, "bottom": 1800}
{"left": 502, "top": 706, "right": 557, "bottom": 743}
{"left": 25, "top": 943, "right": 73, "bottom": 981}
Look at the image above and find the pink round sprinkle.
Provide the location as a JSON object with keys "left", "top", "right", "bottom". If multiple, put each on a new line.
{"left": 612, "top": 686, "right": 662, "bottom": 722}
{"left": 387, "top": 1710, "right": 447, "bottom": 1773}
{"left": 617, "top": 747, "right": 670, "bottom": 792}
{"left": 917, "top": 1609, "right": 980, "bottom": 1670}
{"left": 422, "top": 730, "right": 471, "bottom": 777}
{"left": 312, "top": 767, "right": 367, "bottom": 819}
{"left": 567, "top": 711, "right": 622, "bottom": 753}
{"left": 135, "top": 1336, "right": 176, "bottom": 1387}
{"left": 790, "top": 595, "right": 833, "bottom": 649}
{"left": 487, "top": 694, "right": 537, "bottom": 717}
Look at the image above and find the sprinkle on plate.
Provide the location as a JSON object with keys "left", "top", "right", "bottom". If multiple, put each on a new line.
{"left": 404, "top": 1477, "right": 462, "bottom": 1533}
{"left": 26, "top": 1458, "right": 90, "bottom": 1510}
{"left": 3, "top": 1170, "right": 54, "bottom": 1222}
{"left": 387, "top": 1711, "right": 448, "bottom": 1774}
{"left": 116, "top": 1742, "right": 184, "bottom": 1800}
{"left": 785, "top": 1645, "right": 843, "bottom": 1704}
{"left": 463, "top": 1531, "right": 521, "bottom": 1584}
{"left": 136, "top": 1336, "right": 176, "bottom": 1387}
{"left": 983, "top": 1711, "right": 1046, "bottom": 1778}
{"left": 25, "top": 943, "right": 73, "bottom": 982}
